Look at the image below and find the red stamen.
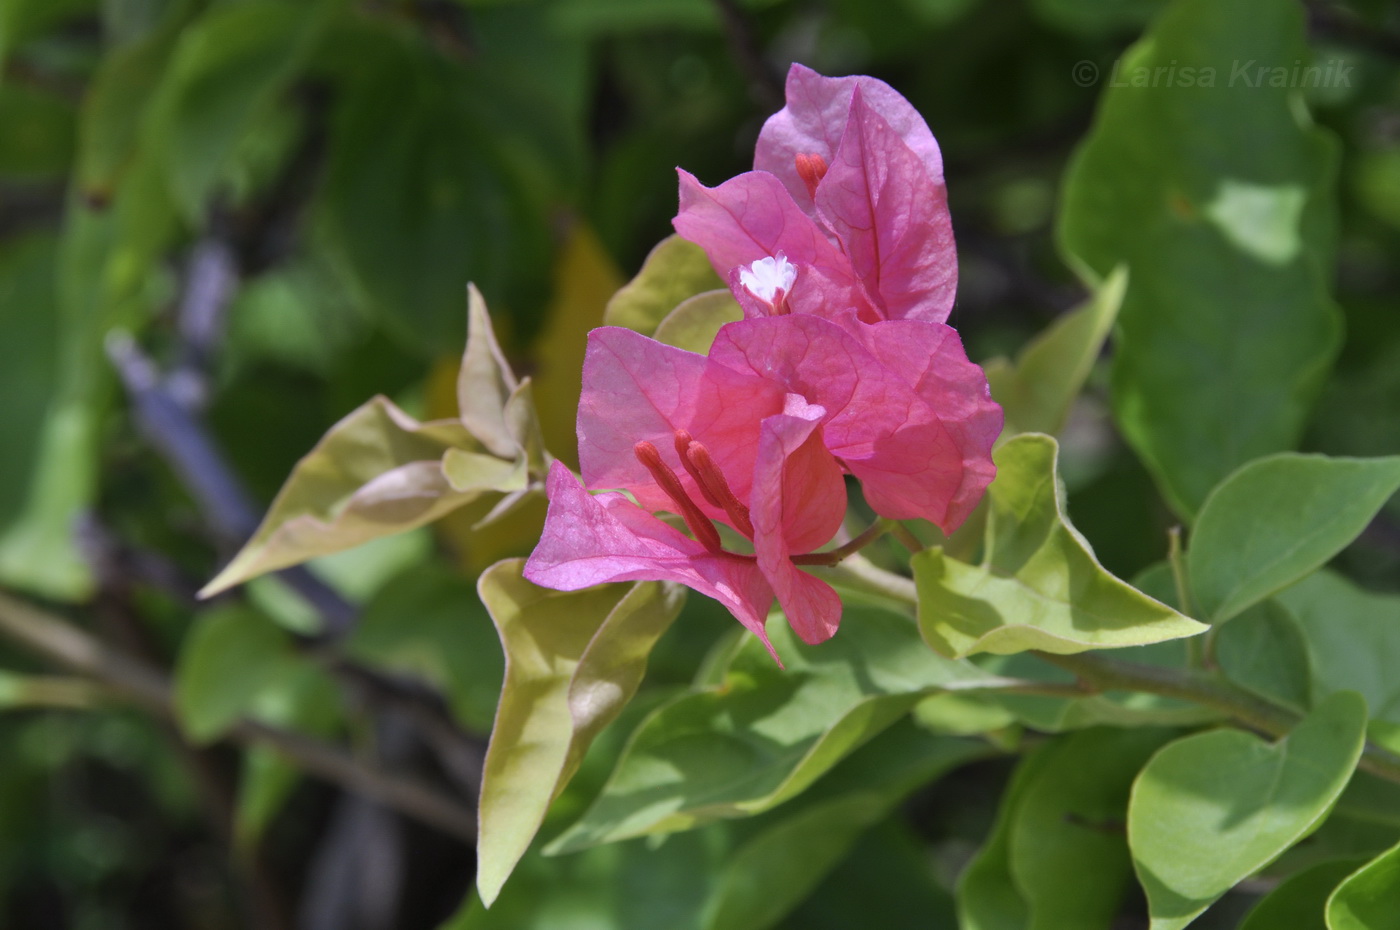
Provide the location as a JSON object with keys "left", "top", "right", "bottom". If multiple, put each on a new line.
{"left": 795, "top": 153, "right": 829, "bottom": 200}
{"left": 682, "top": 440, "right": 755, "bottom": 540}
{"left": 673, "top": 429, "right": 723, "bottom": 508}
{"left": 634, "top": 440, "right": 723, "bottom": 553}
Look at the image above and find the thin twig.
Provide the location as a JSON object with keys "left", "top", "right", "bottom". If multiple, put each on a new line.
{"left": 818, "top": 555, "right": 1400, "bottom": 786}
{"left": 105, "top": 329, "right": 358, "bottom": 637}
{"left": 0, "top": 590, "right": 479, "bottom": 844}
{"left": 711, "top": 0, "right": 783, "bottom": 109}
{"left": 792, "top": 519, "right": 892, "bottom": 566}
{"left": 891, "top": 522, "right": 925, "bottom": 555}
{"left": 1038, "top": 651, "right": 1400, "bottom": 784}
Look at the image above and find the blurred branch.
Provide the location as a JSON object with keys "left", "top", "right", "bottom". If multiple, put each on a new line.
{"left": 1308, "top": 2, "right": 1400, "bottom": 60}
{"left": 0, "top": 589, "right": 479, "bottom": 844}
{"left": 105, "top": 327, "right": 359, "bottom": 635}
{"left": 712, "top": 0, "right": 783, "bottom": 109}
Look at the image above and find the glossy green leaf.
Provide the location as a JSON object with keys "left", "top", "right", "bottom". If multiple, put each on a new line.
{"left": 1326, "top": 841, "right": 1400, "bottom": 930}
{"left": 549, "top": 607, "right": 1000, "bottom": 853}
{"left": 1279, "top": 570, "right": 1400, "bottom": 724}
{"left": 1213, "top": 600, "right": 1312, "bottom": 710}
{"left": 1237, "top": 858, "right": 1367, "bottom": 930}
{"left": 475, "top": 561, "right": 685, "bottom": 906}
{"left": 915, "top": 434, "right": 1206, "bottom": 658}
{"left": 1058, "top": 0, "right": 1342, "bottom": 517}
{"left": 146, "top": 0, "right": 325, "bottom": 219}
{"left": 651, "top": 289, "right": 743, "bottom": 354}
{"left": 1188, "top": 453, "right": 1400, "bottom": 623}
{"left": 1129, "top": 691, "right": 1368, "bottom": 930}
{"left": 984, "top": 265, "right": 1125, "bottom": 437}
{"left": 201, "top": 397, "right": 520, "bottom": 596}
{"left": 1011, "top": 728, "right": 1171, "bottom": 930}
{"left": 602, "top": 234, "right": 723, "bottom": 336}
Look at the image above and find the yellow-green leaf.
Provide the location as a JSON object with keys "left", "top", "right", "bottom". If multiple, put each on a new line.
{"left": 475, "top": 560, "right": 684, "bottom": 906}
{"left": 915, "top": 434, "right": 1206, "bottom": 658}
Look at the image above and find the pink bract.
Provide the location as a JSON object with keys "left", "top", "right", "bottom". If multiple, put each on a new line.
{"left": 673, "top": 63, "right": 957, "bottom": 325}
{"left": 524, "top": 327, "right": 850, "bottom": 662}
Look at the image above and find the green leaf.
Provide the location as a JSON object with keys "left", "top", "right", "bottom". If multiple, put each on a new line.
{"left": 1188, "top": 453, "right": 1400, "bottom": 623}
{"left": 1128, "top": 691, "right": 1368, "bottom": 930}
{"left": 704, "top": 723, "right": 985, "bottom": 930}
{"left": 0, "top": 85, "right": 75, "bottom": 177}
{"left": 0, "top": 237, "right": 59, "bottom": 531}
{"left": 75, "top": 12, "right": 182, "bottom": 200}
{"left": 958, "top": 742, "right": 1056, "bottom": 930}
{"left": 778, "top": 820, "right": 958, "bottom": 930}
{"left": 232, "top": 662, "right": 341, "bottom": 847}
{"left": 173, "top": 606, "right": 299, "bottom": 742}
{"left": 453, "top": 719, "right": 980, "bottom": 930}
{"left": 981, "top": 648, "right": 1219, "bottom": 733}
{"left": 146, "top": 0, "right": 326, "bottom": 219}
{"left": 1237, "top": 858, "right": 1368, "bottom": 930}
{"left": 651, "top": 289, "right": 743, "bottom": 354}
{"left": 1213, "top": 600, "right": 1312, "bottom": 710}
{"left": 458, "top": 283, "right": 524, "bottom": 460}
{"left": 1326, "top": 841, "right": 1400, "bottom": 930}
{"left": 1011, "top": 728, "right": 1172, "bottom": 930}
{"left": 915, "top": 434, "right": 1206, "bottom": 658}
{"left": 475, "top": 561, "right": 685, "bottom": 906}
{"left": 345, "top": 563, "right": 504, "bottom": 733}
{"left": 1278, "top": 570, "right": 1400, "bottom": 724}
{"left": 602, "top": 234, "right": 723, "bottom": 336}
{"left": 548, "top": 607, "right": 999, "bottom": 854}
{"left": 1058, "top": 0, "right": 1342, "bottom": 517}
{"left": 1029, "top": 0, "right": 1166, "bottom": 35}
{"left": 316, "top": 23, "right": 550, "bottom": 353}
{"left": 201, "top": 397, "right": 520, "bottom": 596}
{"left": 984, "top": 265, "right": 1125, "bottom": 437}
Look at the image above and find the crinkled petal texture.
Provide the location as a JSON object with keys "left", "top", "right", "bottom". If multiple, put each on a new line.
{"left": 751, "top": 395, "right": 846, "bottom": 644}
{"left": 577, "top": 326, "right": 786, "bottom": 530}
{"left": 675, "top": 169, "right": 872, "bottom": 323}
{"left": 755, "top": 63, "right": 945, "bottom": 213}
{"left": 675, "top": 66, "right": 957, "bottom": 324}
{"left": 543, "top": 326, "right": 855, "bottom": 658}
{"left": 815, "top": 87, "right": 956, "bottom": 323}
{"left": 524, "top": 462, "right": 780, "bottom": 656}
{"left": 710, "top": 315, "right": 1001, "bottom": 532}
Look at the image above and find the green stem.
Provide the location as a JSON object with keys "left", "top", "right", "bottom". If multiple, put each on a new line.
{"left": 811, "top": 554, "right": 918, "bottom": 607}
{"left": 891, "top": 522, "right": 925, "bottom": 555}
{"left": 1167, "top": 526, "right": 1212, "bottom": 669}
{"left": 792, "top": 518, "right": 893, "bottom": 566}
{"left": 813, "top": 557, "right": 1400, "bottom": 786}
{"left": 0, "top": 591, "right": 480, "bottom": 842}
{"left": 1038, "top": 651, "right": 1400, "bottom": 784}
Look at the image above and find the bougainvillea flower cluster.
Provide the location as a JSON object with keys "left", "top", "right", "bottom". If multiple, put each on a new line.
{"left": 526, "top": 64, "right": 1002, "bottom": 662}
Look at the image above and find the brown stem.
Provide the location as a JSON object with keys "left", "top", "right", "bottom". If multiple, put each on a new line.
{"left": 0, "top": 591, "right": 478, "bottom": 844}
